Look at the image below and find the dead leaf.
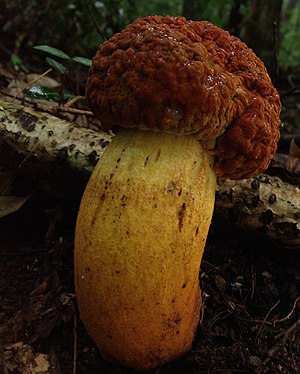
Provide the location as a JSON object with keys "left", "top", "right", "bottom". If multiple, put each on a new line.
{"left": 26, "top": 74, "right": 60, "bottom": 89}
{"left": 3, "top": 342, "right": 52, "bottom": 374}
{"left": 289, "top": 137, "right": 300, "bottom": 158}
{"left": 0, "top": 288, "right": 74, "bottom": 346}
{"left": 286, "top": 156, "right": 300, "bottom": 175}
{"left": 270, "top": 154, "right": 300, "bottom": 186}
{"left": 0, "top": 194, "right": 31, "bottom": 219}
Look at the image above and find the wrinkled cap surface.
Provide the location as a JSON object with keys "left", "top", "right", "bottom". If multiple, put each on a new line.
{"left": 87, "top": 16, "right": 281, "bottom": 179}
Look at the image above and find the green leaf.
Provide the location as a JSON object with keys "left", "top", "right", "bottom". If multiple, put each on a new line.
{"left": 10, "top": 53, "right": 29, "bottom": 73}
{"left": 45, "top": 57, "right": 67, "bottom": 74}
{"left": 10, "top": 54, "right": 21, "bottom": 71}
{"left": 24, "top": 86, "right": 61, "bottom": 101}
{"left": 34, "top": 45, "right": 70, "bottom": 59}
{"left": 72, "top": 56, "right": 92, "bottom": 67}
{"left": 24, "top": 86, "right": 75, "bottom": 102}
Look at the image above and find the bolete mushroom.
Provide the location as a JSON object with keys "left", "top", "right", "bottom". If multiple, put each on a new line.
{"left": 75, "top": 16, "right": 281, "bottom": 371}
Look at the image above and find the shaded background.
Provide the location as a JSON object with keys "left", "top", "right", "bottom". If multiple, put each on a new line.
{"left": 1, "top": 0, "right": 299, "bottom": 131}
{"left": 1, "top": 0, "right": 299, "bottom": 79}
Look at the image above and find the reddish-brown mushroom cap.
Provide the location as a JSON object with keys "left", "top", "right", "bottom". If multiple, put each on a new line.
{"left": 86, "top": 15, "right": 281, "bottom": 180}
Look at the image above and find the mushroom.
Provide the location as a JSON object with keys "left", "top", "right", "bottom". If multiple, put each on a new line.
{"left": 75, "top": 16, "right": 281, "bottom": 371}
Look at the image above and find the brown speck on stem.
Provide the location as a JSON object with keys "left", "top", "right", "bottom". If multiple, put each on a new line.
{"left": 144, "top": 156, "right": 149, "bottom": 168}
{"left": 178, "top": 203, "right": 186, "bottom": 232}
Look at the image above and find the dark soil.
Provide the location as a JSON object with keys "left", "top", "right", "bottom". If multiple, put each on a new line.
{"left": 0, "top": 188, "right": 299, "bottom": 374}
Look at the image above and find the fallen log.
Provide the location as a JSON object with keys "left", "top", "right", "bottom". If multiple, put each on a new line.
{"left": 0, "top": 99, "right": 299, "bottom": 249}
{"left": 0, "top": 99, "right": 111, "bottom": 195}
{"left": 215, "top": 176, "right": 300, "bottom": 249}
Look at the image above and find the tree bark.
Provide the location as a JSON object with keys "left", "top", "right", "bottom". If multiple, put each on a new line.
{"left": 0, "top": 100, "right": 299, "bottom": 249}
{"left": 182, "top": 0, "right": 204, "bottom": 20}
{"left": 227, "top": 0, "right": 246, "bottom": 36}
{"left": 241, "top": 0, "right": 283, "bottom": 80}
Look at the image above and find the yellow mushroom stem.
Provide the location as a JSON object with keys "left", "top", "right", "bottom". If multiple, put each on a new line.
{"left": 74, "top": 128, "right": 216, "bottom": 371}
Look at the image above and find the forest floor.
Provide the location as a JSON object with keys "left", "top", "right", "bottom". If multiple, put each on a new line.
{"left": 0, "top": 61, "right": 299, "bottom": 374}
{"left": 0, "top": 189, "right": 299, "bottom": 374}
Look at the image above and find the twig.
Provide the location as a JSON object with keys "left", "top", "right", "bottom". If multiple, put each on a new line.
{"left": 62, "top": 95, "right": 86, "bottom": 108}
{"left": 72, "top": 303, "right": 78, "bottom": 374}
{"left": 201, "top": 260, "right": 218, "bottom": 269}
{"left": 264, "top": 316, "right": 300, "bottom": 368}
{"left": 236, "top": 316, "right": 274, "bottom": 326}
{"left": 0, "top": 90, "right": 38, "bottom": 104}
{"left": 13, "top": 68, "right": 53, "bottom": 101}
{"left": 2, "top": 90, "right": 93, "bottom": 117}
{"left": 274, "top": 316, "right": 300, "bottom": 340}
{"left": 255, "top": 299, "right": 280, "bottom": 343}
{"left": 273, "top": 296, "right": 300, "bottom": 325}
{"left": 84, "top": 0, "right": 107, "bottom": 41}
{"left": 273, "top": 21, "right": 279, "bottom": 89}
{"left": 250, "top": 264, "right": 256, "bottom": 301}
{"left": 58, "top": 106, "right": 93, "bottom": 116}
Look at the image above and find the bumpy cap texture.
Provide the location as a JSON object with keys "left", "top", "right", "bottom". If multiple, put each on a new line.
{"left": 87, "top": 16, "right": 281, "bottom": 179}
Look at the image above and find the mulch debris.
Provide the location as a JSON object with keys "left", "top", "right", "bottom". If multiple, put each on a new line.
{"left": 0, "top": 193, "right": 299, "bottom": 374}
